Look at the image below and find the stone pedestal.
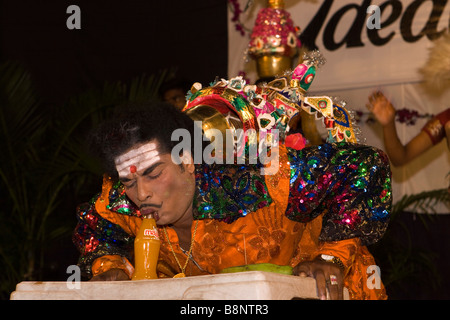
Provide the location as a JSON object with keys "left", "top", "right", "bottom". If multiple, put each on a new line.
{"left": 10, "top": 271, "right": 349, "bottom": 300}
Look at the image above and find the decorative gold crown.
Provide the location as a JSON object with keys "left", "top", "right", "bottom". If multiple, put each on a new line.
{"left": 247, "top": 0, "right": 302, "bottom": 78}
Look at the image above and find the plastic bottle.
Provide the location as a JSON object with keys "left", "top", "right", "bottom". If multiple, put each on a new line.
{"left": 132, "top": 214, "right": 160, "bottom": 280}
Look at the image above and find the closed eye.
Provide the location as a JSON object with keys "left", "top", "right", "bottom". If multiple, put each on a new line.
{"left": 146, "top": 170, "right": 163, "bottom": 179}
{"left": 142, "top": 162, "right": 164, "bottom": 179}
{"left": 118, "top": 162, "right": 164, "bottom": 185}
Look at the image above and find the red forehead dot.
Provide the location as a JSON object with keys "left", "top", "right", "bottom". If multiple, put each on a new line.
{"left": 130, "top": 165, "right": 137, "bottom": 173}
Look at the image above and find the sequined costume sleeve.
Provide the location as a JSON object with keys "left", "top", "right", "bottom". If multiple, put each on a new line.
{"left": 286, "top": 142, "right": 392, "bottom": 246}
{"left": 72, "top": 198, "right": 135, "bottom": 279}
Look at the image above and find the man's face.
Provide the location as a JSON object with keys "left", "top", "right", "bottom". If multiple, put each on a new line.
{"left": 115, "top": 140, "right": 196, "bottom": 226}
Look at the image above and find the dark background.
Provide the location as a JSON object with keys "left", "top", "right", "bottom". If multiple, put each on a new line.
{"left": 0, "top": 0, "right": 228, "bottom": 108}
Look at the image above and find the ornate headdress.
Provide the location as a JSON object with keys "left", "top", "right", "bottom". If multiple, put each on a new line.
{"left": 183, "top": 51, "right": 358, "bottom": 160}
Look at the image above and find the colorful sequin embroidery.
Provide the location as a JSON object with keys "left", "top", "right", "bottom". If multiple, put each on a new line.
{"left": 106, "top": 181, "right": 140, "bottom": 216}
{"left": 73, "top": 200, "right": 135, "bottom": 278}
{"left": 193, "top": 163, "right": 273, "bottom": 223}
{"left": 286, "top": 142, "right": 392, "bottom": 246}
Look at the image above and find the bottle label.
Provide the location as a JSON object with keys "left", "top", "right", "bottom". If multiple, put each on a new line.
{"left": 143, "top": 227, "right": 159, "bottom": 239}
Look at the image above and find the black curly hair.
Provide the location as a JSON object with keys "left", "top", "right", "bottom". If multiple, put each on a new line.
{"left": 88, "top": 101, "right": 196, "bottom": 180}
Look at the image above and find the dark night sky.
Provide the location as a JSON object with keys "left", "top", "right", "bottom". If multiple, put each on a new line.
{"left": 0, "top": 0, "right": 228, "bottom": 107}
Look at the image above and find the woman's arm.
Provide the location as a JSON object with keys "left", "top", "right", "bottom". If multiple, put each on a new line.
{"left": 367, "top": 91, "right": 433, "bottom": 166}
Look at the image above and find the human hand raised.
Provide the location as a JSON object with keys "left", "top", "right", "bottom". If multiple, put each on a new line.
{"left": 366, "top": 91, "right": 396, "bottom": 127}
{"left": 293, "top": 259, "right": 344, "bottom": 300}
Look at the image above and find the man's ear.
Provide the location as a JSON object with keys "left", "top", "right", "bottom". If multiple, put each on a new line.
{"left": 180, "top": 150, "right": 195, "bottom": 173}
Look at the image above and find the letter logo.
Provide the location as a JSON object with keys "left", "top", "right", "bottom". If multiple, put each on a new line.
{"left": 367, "top": 5, "right": 381, "bottom": 30}
{"left": 66, "top": 265, "right": 81, "bottom": 289}
{"left": 366, "top": 265, "right": 381, "bottom": 289}
{"left": 66, "top": 5, "right": 81, "bottom": 30}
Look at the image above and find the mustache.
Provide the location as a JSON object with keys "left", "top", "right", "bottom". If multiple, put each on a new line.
{"left": 139, "top": 203, "right": 162, "bottom": 210}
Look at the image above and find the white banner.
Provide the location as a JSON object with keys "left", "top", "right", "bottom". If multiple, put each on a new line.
{"left": 228, "top": 0, "right": 450, "bottom": 91}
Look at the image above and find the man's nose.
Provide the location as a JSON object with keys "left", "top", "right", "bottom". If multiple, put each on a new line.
{"left": 136, "top": 180, "right": 153, "bottom": 202}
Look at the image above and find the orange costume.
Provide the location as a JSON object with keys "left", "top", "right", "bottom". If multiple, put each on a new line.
{"left": 74, "top": 142, "right": 391, "bottom": 300}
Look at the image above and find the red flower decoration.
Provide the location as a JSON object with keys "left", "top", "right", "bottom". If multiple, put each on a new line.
{"left": 285, "top": 133, "right": 306, "bottom": 150}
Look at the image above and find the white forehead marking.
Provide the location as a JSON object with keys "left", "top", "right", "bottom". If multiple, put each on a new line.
{"left": 115, "top": 142, "right": 160, "bottom": 177}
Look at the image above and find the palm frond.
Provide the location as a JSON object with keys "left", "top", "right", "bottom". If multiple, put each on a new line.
{"left": 393, "top": 188, "right": 449, "bottom": 214}
{"left": 391, "top": 188, "right": 449, "bottom": 230}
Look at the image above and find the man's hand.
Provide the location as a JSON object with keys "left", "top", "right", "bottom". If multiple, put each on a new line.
{"left": 293, "top": 260, "right": 344, "bottom": 300}
{"left": 90, "top": 268, "right": 129, "bottom": 281}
